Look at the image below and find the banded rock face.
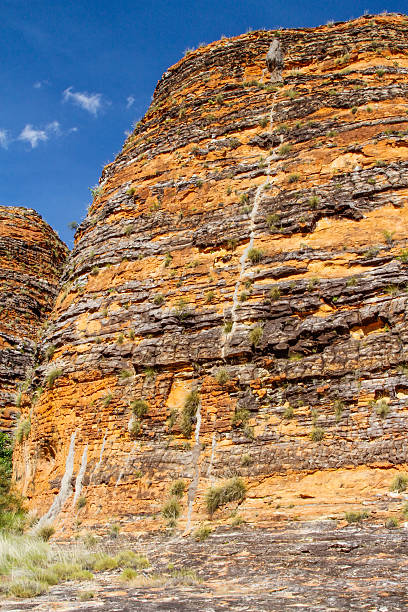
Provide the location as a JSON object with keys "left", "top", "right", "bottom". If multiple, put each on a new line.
{"left": 15, "top": 14, "right": 408, "bottom": 532}
{"left": 0, "top": 206, "right": 67, "bottom": 433}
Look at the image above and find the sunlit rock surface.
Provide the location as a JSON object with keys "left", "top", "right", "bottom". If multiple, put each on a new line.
{"left": 14, "top": 14, "right": 408, "bottom": 534}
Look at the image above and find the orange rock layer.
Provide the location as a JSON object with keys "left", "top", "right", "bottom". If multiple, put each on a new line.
{"left": 14, "top": 14, "right": 408, "bottom": 532}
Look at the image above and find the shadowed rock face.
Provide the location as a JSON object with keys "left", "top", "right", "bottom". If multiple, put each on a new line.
{"left": 14, "top": 14, "right": 408, "bottom": 534}
{"left": 0, "top": 206, "right": 68, "bottom": 433}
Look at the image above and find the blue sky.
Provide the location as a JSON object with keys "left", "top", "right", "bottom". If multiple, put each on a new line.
{"left": 1, "top": 0, "right": 407, "bottom": 247}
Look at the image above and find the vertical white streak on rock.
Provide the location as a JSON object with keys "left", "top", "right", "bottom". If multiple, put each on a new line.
{"left": 184, "top": 402, "right": 202, "bottom": 533}
{"left": 115, "top": 441, "right": 138, "bottom": 487}
{"left": 206, "top": 433, "right": 217, "bottom": 483}
{"left": 221, "top": 93, "right": 280, "bottom": 358}
{"left": 36, "top": 431, "right": 76, "bottom": 528}
{"left": 72, "top": 444, "right": 88, "bottom": 507}
{"left": 89, "top": 430, "right": 107, "bottom": 485}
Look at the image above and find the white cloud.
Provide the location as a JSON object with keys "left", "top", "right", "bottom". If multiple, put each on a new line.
{"left": 33, "top": 80, "right": 49, "bottom": 89}
{"left": 0, "top": 130, "right": 8, "bottom": 149}
{"left": 126, "top": 95, "right": 135, "bottom": 109}
{"left": 18, "top": 121, "right": 60, "bottom": 148}
{"left": 63, "top": 87, "right": 105, "bottom": 115}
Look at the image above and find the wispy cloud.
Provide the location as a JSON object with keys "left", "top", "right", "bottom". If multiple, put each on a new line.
{"left": 0, "top": 130, "right": 8, "bottom": 149}
{"left": 126, "top": 95, "right": 135, "bottom": 109}
{"left": 33, "top": 80, "right": 49, "bottom": 89}
{"left": 63, "top": 87, "right": 106, "bottom": 115}
{"left": 18, "top": 121, "right": 60, "bottom": 149}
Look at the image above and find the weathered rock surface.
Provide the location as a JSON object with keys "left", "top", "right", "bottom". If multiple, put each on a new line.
{"left": 0, "top": 206, "right": 67, "bottom": 433}
{"left": 14, "top": 14, "right": 408, "bottom": 534}
{"left": 3, "top": 523, "right": 408, "bottom": 611}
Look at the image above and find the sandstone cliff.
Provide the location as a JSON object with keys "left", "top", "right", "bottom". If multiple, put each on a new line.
{"left": 14, "top": 14, "right": 408, "bottom": 532}
{"left": 0, "top": 207, "right": 67, "bottom": 434}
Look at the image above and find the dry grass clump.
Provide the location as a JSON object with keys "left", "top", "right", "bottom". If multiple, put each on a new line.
{"left": 205, "top": 477, "right": 246, "bottom": 516}
{"left": 0, "top": 532, "right": 152, "bottom": 599}
{"left": 193, "top": 524, "right": 212, "bottom": 542}
{"left": 390, "top": 473, "right": 408, "bottom": 492}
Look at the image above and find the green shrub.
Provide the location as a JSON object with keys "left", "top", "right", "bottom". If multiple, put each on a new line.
{"left": 205, "top": 290, "right": 215, "bottom": 304}
{"left": 228, "top": 137, "right": 241, "bottom": 149}
{"left": 205, "top": 477, "right": 246, "bottom": 516}
{"left": 109, "top": 523, "right": 120, "bottom": 538}
{"left": 241, "top": 454, "right": 252, "bottom": 466}
{"left": 269, "top": 286, "right": 281, "bottom": 301}
{"left": 162, "top": 497, "right": 181, "bottom": 520}
{"left": 170, "top": 480, "right": 186, "bottom": 498}
{"left": 102, "top": 393, "right": 112, "bottom": 408}
{"left": 93, "top": 554, "right": 119, "bottom": 571}
{"left": 153, "top": 293, "right": 165, "bottom": 306}
{"left": 232, "top": 407, "right": 250, "bottom": 427}
{"left": 119, "top": 369, "right": 132, "bottom": 379}
{"left": 78, "top": 591, "right": 95, "bottom": 601}
{"left": 248, "top": 325, "right": 263, "bottom": 347}
{"left": 14, "top": 418, "right": 31, "bottom": 444}
{"left": 130, "top": 399, "right": 148, "bottom": 418}
{"left": 181, "top": 390, "right": 200, "bottom": 437}
{"left": 224, "top": 320, "right": 233, "bottom": 333}
{"left": 45, "top": 344, "right": 56, "bottom": 361}
{"left": 390, "top": 474, "right": 408, "bottom": 493}
{"left": 37, "top": 523, "right": 55, "bottom": 541}
{"left": 115, "top": 550, "right": 149, "bottom": 569}
{"left": 8, "top": 578, "right": 48, "bottom": 598}
{"left": 284, "top": 88, "right": 297, "bottom": 99}
{"left": 144, "top": 367, "right": 156, "bottom": 379}
{"left": 129, "top": 419, "right": 141, "bottom": 437}
{"left": 288, "top": 173, "right": 300, "bottom": 183}
{"left": 266, "top": 213, "right": 280, "bottom": 231}
{"left": 175, "top": 298, "right": 189, "bottom": 320}
{"left": 0, "top": 434, "right": 25, "bottom": 531}
{"left": 375, "top": 399, "right": 390, "bottom": 418}
{"left": 310, "top": 426, "right": 325, "bottom": 442}
{"left": 283, "top": 405, "right": 294, "bottom": 419}
{"left": 164, "top": 252, "right": 173, "bottom": 268}
{"left": 334, "top": 400, "right": 344, "bottom": 422}
{"left": 259, "top": 117, "right": 269, "bottom": 128}
{"left": 345, "top": 510, "right": 369, "bottom": 523}
{"left": 120, "top": 567, "right": 138, "bottom": 581}
{"left": 45, "top": 368, "right": 62, "bottom": 388}
{"left": 77, "top": 496, "right": 86, "bottom": 509}
{"left": 216, "top": 368, "right": 229, "bottom": 385}
{"left": 385, "top": 517, "right": 399, "bottom": 529}
{"left": 383, "top": 230, "right": 395, "bottom": 245}
{"left": 193, "top": 524, "right": 212, "bottom": 541}
{"left": 50, "top": 561, "right": 92, "bottom": 580}
{"left": 397, "top": 249, "right": 408, "bottom": 264}
{"left": 278, "top": 143, "right": 291, "bottom": 156}
{"left": 247, "top": 247, "right": 263, "bottom": 264}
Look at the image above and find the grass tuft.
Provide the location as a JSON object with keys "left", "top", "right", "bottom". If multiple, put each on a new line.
{"left": 205, "top": 477, "right": 246, "bottom": 516}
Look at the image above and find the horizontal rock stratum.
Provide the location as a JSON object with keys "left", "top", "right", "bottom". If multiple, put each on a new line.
{"left": 14, "top": 14, "right": 408, "bottom": 532}
{"left": 0, "top": 206, "right": 67, "bottom": 434}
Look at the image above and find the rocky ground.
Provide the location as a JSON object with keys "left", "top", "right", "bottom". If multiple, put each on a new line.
{"left": 3, "top": 521, "right": 408, "bottom": 611}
